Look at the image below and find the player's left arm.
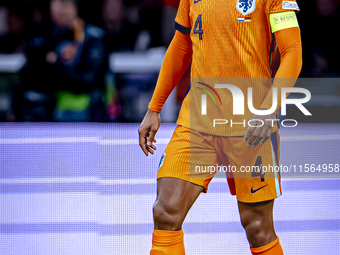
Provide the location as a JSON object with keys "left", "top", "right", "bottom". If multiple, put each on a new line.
{"left": 244, "top": 12, "right": 302, "bottom": 147}
{"left": 262, "top": 26, "right": 303, "bottom": 107}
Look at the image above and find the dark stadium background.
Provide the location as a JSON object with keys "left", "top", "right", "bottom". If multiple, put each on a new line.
{"left": 0, "top": 0, "right": 339, "bottom": 122}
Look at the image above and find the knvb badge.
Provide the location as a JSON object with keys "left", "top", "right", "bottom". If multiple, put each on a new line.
{"left": 236, "top": 0, "right": 256, "bottom": 16}
{"left": 236, "top": 0, "right": 255, "bottom": 22}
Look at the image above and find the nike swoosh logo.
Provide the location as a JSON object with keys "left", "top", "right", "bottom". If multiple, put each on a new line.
{"left": 251, "top": 185, "right": 268, "bottom": 193}
{"left": 194, "top": 0, "right": 202, "bottom": 4}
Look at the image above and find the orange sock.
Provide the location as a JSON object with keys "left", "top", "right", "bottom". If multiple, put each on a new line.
{"left": 150, "top": 229, "right": 185, "bottom": 255}
{"left": 251, "top": 236, "right": 283, "bottom": 255}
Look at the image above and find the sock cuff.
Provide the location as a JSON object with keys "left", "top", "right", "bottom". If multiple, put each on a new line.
{"left": 251, "top": 236, "right": 280, "bottom": 254}
{"left": 152, "top": 229, "right": 184, "bottom": 246}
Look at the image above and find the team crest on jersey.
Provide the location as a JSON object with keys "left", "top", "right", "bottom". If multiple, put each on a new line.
{"left": 236, "top": 0, "right": 256, "bottom": 16}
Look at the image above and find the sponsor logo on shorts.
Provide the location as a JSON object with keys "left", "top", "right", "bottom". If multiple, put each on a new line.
{"left": 251, "top": 184, "right": 268, "bottom": 193}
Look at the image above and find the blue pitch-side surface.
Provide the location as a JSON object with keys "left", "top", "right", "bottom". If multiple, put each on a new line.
{"left": 0, "top": 123, "right": 340, "bottom": 255}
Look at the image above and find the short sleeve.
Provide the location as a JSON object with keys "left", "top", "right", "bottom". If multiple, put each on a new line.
{"left": 270, "top": 0, "right": 300, "bottom": 14}
{"left": 175, "top": 0, "right": 191, "bottom": 34}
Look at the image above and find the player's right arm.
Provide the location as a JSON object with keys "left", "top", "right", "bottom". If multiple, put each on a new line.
{"left": 138, "top": 30, "right": 192, "bottom": 156}
{"left": 139, "top": 0, "right": 192, "bottom": 156}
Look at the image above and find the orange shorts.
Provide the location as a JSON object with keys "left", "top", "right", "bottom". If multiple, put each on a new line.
{"left": 157, "top": 125, "right": 282, "bottom": 203}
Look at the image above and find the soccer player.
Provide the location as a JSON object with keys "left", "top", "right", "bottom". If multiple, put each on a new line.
{"left": 138, "top": 0, "right": 302, "bottom": 254}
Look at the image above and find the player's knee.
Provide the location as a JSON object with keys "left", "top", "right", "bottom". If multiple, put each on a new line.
{"left": 242, "top": 218, "right": 263, "bottom": 237}
{"left": 153, "top": 200, "right": 183, "bottom": 230}
{"left": 241, "top": 218, "right": 274, "bottom": 247}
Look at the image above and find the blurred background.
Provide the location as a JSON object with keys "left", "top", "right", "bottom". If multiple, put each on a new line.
{"left": 0, "top": 0, "right": 339, "bottom": 123}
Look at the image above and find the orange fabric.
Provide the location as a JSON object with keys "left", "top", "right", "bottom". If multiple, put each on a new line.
{"left": 158, "top": 125, "right": 282, "bottom": 203}
{"left": 175, "top": 0, "right": 301, "bottom": 136}
{"left": 150, "top": 229, "right": 185, "bottom": 255}
{"left": 260, "top": 27, "right": 303, "bottom": 113}
{"left": 74, "top": 18, "right": 85, "bottom": 43}
{"left": 174, "top": 0, "right": 299, "bottom": 79}
{"left": 270, "top": 0, "right": 299, "bottom": 14}
{"left": 176, "top": 62, "right": 191, "bottom": 103}
{"left": 148, "top": 31, "right": 192, "bottom": 113}
{"left": 251, "top": 236, "right": 283, "bottom": 255}
{"left": 149, "top": 0, "right": 302, "bottom": 136}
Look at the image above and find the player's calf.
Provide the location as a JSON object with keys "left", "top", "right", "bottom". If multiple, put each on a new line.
{"left": 238, "top": 200, "right": 283, "bottom": 254}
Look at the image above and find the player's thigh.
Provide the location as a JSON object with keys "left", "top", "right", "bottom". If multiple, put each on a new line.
{"left": 154, "top": 126, "right": 219, "bottom": 228}
{"left": 154, "top": 177, "right": 204, "bottom": 229}
{"left": 157, "top": 125, "right": 219, "bottom": 192}
{"left": 218, "top": 132, "right": 281, "bottom": 203}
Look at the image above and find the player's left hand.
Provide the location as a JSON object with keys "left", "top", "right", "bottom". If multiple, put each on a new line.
{"left": 243, "top": 109, "right": 277, "bottom": 147}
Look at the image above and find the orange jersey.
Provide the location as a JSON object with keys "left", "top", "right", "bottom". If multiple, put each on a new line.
{"left": 174, "top": 0, "right": 300, "bottom": 136}
{"left": 175, "top": 0, "right": 299, "bottom": 78}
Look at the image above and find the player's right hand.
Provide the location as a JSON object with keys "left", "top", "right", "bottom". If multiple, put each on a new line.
{"left": 138, "top": 109, "right": 161, "bottom": 156}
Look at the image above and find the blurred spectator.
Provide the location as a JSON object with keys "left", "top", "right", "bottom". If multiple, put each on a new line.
{"left": 101, "top": 0, "right": 140, "bottom": 52}
{"left": 101, "top": 0, "right": 165, "bottom": 52}
{"left": 0, "top": 1, "right": 32, "bottom": 53}
{"left": 11, "top": 0, "right": 109, "bottom": 121}
{"left": 136, "top": 0, "right": 163, "bottom": 50}
{"left": 47, "top": 0, "right": 109, "bottom": 121}
{"left": 10, "top": 1, "right": 56, "bottom": 121}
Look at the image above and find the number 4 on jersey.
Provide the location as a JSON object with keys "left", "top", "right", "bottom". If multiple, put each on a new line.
{"left": 252, "top": 156, "right": 265, "bottom": 182}
{"left": 193, "top": 14, "right": 204, "bottom": 40}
